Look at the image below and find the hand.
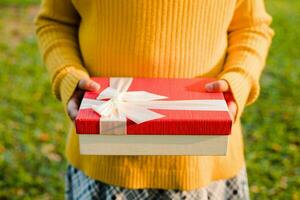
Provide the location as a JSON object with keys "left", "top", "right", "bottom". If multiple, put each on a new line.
{"left": 205, "top": 80, "right": 237, "bottom": 120}
{"left": 67, "top": 78, "right": 100, "bottom": 121}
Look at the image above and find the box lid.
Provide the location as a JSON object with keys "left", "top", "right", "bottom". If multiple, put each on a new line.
{"left": 75, "top": 77, "right": 232, "bottom": 135}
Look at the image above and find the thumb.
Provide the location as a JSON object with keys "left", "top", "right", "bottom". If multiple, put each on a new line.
{"left": 227, "top": 100, "right": 237, "bottom": 121}
{"left": 78, "top": 78, "right": 100, "bottom": 91}
{"left": 205, "top": 80, "right": 229, "bottom": 92}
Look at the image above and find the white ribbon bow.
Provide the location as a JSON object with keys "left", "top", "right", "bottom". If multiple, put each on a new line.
{"left": 80, "top": 78, "right": 228, "bottom": 134}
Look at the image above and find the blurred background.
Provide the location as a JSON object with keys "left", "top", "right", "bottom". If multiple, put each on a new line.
{"left": 0, "top": 0, "right": 299, "bottom": 199}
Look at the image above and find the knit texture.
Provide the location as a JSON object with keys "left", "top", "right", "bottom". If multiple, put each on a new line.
{"left": 35, "top": 0, "right": 273, "bottom": 190}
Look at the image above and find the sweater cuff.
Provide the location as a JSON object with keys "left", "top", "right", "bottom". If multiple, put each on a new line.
{"left": 217, "top": 71, "right": 252, "bottom": 120}
{"left": 52, "top": 65, "right": 89, "bottom": 110}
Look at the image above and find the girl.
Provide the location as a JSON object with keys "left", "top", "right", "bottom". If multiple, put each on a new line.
{"left": 35, "top": 0, "right": 273, "bottom": 199}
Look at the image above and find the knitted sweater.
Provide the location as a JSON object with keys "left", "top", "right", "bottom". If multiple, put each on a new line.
{"left": 35, "top": 0, "right": 273, "bottom": 190}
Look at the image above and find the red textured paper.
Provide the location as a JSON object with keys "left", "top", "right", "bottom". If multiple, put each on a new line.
{"left": 75, "top": 77, "right": 232, "bottom": 135}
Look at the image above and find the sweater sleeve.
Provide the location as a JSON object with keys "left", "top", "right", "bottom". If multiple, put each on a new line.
{"left": 34, "top": 0, "right": 89, "bottom": 108}
{"left": 217, "top": 0, "right": 274, "bottom": 119}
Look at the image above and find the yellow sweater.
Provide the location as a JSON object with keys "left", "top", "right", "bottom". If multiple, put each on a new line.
{"left": 35, "top": 0, "right": 273, "bottom": 190}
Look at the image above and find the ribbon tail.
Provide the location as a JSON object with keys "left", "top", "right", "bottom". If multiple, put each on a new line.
{"left": 118, "top": 103, "right": 165, "bottom": 124}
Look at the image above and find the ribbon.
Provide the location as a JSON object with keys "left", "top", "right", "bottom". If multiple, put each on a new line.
{"left": 80, "top": 77, "right": 228, "bottom": 134}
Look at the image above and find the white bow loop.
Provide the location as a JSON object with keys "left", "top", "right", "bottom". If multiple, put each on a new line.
{"left": 91, "top": 78, "right": 169, "bottom": 123}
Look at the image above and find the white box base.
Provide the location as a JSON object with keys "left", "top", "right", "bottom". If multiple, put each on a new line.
{"left": 79, "top": 135, "right": 228, "bottom": 155}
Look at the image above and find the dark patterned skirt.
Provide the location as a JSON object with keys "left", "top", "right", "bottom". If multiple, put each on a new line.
{"left": 65, "top": 164, "right": 250, "bottom": 200}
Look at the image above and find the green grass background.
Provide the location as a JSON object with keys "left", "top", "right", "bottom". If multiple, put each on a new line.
{"left": 0, "top": 0, "right": 299, "bottom": 199}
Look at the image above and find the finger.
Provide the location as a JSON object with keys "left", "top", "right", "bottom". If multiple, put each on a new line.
{"left": 67, "top": 98, "right": 80, "bottom": 121}
{"left": 67, "top": 89, "right": 85, "bottom": 121}
{"left": 205, "top": 80, "right": 229, "bottom": 92}
{"left": 78, "top": 78, "right": 100, "bottom": 91}
{"left": 73, "top": 89, "right": 85, "bottom": 103}
{"left": 228, "top": 101, "right": 237, "bottom": 120}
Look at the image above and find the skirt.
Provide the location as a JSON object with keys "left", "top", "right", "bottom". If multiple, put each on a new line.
{"left": 65, "top": 164, "right": 250, "bottom": 200}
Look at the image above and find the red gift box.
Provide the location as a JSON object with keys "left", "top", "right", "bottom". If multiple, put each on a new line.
{"left": 75, "top": 77, "right": 232, "bottom": 136}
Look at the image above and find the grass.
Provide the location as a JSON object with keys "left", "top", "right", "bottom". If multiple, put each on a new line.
{"left": 0, "top": 0, "right": 40, "bottom": 6}
{"left": 0, "top": 0, "right": 299, "bottom": 199}
{"left": 0, "top": 5, "right": 66, "bottom": 200}
{"left": 242, "top": 1, "right": 300, "bottom": 199}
